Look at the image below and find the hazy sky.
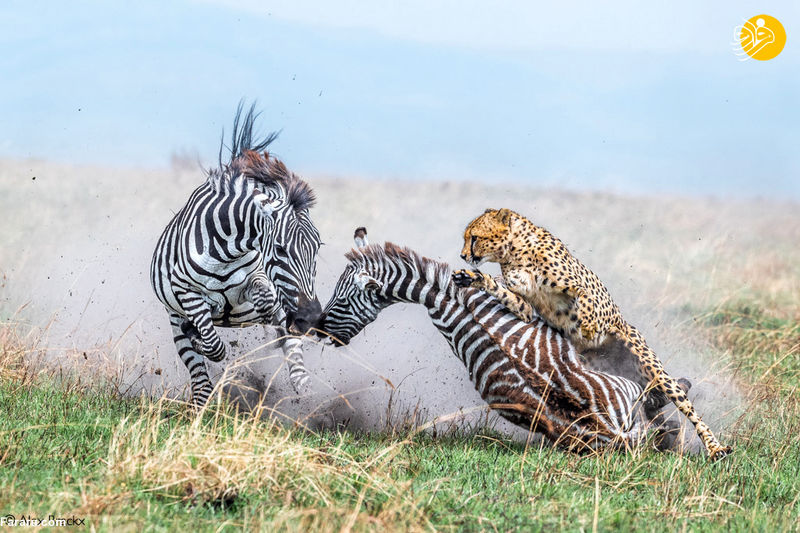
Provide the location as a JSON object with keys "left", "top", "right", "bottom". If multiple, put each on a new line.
{"left": 2, "top": 1, "right": 798, "bottom": 198}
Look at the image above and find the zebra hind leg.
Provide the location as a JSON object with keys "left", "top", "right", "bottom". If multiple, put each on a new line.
{"left": 170, "top": 312, "right": 215, "bottom": 408}
{"left": 176, "top": 291, "right": 227, "bottom": 362}
{"left": 650, "top": 412, "right": 682, "bottom": 452}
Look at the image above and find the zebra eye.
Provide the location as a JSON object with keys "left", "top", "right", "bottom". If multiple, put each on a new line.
{"left": 275, "top": 244, "right": 287, "bottom": 254}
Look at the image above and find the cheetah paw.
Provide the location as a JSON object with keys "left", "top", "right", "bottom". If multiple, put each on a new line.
{"left": 452, "top": 269, "right": 486, "bottom": 289}
{"left": 709, "top": 444, "right": 733, "bottom": 462}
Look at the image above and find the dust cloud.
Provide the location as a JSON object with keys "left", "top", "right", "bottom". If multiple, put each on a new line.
{"left": 4, "top": 157, "right": 795, "bottom": 448}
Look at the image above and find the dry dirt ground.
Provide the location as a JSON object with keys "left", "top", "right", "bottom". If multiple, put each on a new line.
{"left": 2, "top": 157, "right": 797, "bottom": 449}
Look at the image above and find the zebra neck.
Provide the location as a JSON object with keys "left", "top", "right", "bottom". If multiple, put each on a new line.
{"left": 425, "top": 288, "right": 481, "bottom": 340}
{"left": 382, "top": 268, "right": 444, "bottom": 309}
{"left": 194, "top": 181, "right": 273, "bottom": 259}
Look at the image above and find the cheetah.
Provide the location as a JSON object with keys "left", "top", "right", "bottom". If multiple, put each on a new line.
{"left": 452, "top": 208, "right": 732, "bottom": 461}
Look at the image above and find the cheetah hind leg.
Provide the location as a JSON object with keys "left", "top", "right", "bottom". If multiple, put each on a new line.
{"left": 643, "top": 377, "right": 692, "bottom": 420}
{"left": 622, "top": 324, "right": 732, "bottom": 461}
{"left": 647, "top": 379, "right": 691, "bottom": 451}
{"left": 582, "top": 339, "right": 689, "bottom": 419}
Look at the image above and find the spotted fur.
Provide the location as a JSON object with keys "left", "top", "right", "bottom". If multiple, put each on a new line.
{"left": 321, "top": 241, "right": 684, "bottom": 453}
{"left": 453, "top": 208, "right": 731, "bottom": 461}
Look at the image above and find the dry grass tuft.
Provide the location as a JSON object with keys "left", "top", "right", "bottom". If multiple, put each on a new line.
{"left": 0, "top": 321, "right": 41, "bottom": 385}
{"left": 104, "top": 398, "right": 430, "bottom": 530}
{"left": 0, "top": 322, "right": 430, "bottom": 530}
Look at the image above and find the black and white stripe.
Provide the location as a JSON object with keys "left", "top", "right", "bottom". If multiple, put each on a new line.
{"left": 321, "top": 241, "right": 681, "bottom": 452}
{"left": 150, "top": 104, "right": 321, "bottom": 407}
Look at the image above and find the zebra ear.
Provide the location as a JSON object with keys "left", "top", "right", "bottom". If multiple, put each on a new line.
{"left": 353, "top": 227, "right": 368, "bottom": 248}
{"left": 355, "top": 271, "right": 381, "bottom": 291}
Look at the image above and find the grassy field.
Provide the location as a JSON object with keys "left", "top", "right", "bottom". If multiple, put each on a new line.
{"left": 2, "top": 285, "right": 799, "bottom": 532}
{"left": 2, "top": 158, "right": 799, "bottom": 530}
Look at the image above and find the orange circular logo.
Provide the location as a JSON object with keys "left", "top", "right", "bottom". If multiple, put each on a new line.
{"left": 736, "top": 14, "right": 786, "bottom": 61}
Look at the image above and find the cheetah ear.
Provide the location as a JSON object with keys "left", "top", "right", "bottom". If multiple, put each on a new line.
{"left": 484, "top": 208, "right": 496, "bottom": 214}
{"left": 495, "top": 208, "right": 513, "bottom": 225}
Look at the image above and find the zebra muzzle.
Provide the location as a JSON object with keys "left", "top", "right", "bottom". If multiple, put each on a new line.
{"left": 288, "top": 295, "right": 323, "bottom": 335}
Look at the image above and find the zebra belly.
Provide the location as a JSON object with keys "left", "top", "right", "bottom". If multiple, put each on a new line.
{"left": 164, "top": 257, "right": 277, "bottom": 327}
{"left": 186, "top": 250, "right": 262, "bottom": 293}
{"left": 207, "top": 276, "right": 278, "bottom": 327}
{"left": 211, "top": 301, "right": 263, "bottom": 327}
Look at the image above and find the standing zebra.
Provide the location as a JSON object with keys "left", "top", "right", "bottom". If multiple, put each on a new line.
{"left": 319, "top": 233, "right": 684, "bottom": 452}
{"left": 150, "top": 104, "right": 322, "bottom": 407}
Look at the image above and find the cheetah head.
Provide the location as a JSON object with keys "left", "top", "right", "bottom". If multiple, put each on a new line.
{"left": 460, "top": 208, "right": 515, "bottom": 267}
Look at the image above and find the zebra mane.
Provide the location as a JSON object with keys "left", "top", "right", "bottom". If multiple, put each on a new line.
{"left": 206, "top": 150, "right": 287, "bottom": 193}
{"left": 285, "top": 175, "right": 317, "bottom": 212}
{"left": 345, "top": 242, "right": 453, "bottom": 291}
{"left": 205, "top": 102, "right": 316, "bottom": 211}
{"left": 220, "top": 101, "right": 280, "bottom": 169}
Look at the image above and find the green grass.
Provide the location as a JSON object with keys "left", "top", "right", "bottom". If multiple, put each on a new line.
{"left": 702, "top": 301, "right": 800, "bottom": 391}
{"left": 2, "top": 300, "right": 800, "bottom": 531}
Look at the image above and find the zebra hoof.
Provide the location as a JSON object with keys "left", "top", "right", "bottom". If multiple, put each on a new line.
{"left": 290, "top": 374, "right": 311, "bottom": 395}
{"left": 191, "top": 384, "right": 215, "bottom": 410}
{"left": 188, "top": 335, "right": 203, "bottom": 354}
{"left": 652, "top": 419, "right": 681, "bottom": 451}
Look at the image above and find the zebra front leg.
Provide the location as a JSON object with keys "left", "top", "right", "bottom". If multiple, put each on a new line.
{"left": 247, "top": 276, "right": 309, "bottom": 392}
{"left": 278, "top": 328, "right": 310, "bottom": 393}
{"left": 176, "top": 291, "right": 227, "bottom": 362}
{"left": 246, "top": 272, "right": 284, "bottom": 322}
{"left": 169, "top": 312, "right": 215, "bottom": 408}
{"left": 247, "top": 276, "right": 310, "bottom": 393}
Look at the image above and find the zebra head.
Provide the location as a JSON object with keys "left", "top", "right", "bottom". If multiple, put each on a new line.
{"left": 320, "top": 228, "right": 391, "bottom": 346}
{"left": 220, "top": 103, "right": 323, "bottom": 335}
{"left": 266, "top": 176, "right": 323, "bottom": 335}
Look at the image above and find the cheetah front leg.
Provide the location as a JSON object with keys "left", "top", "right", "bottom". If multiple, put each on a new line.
{"left": 575, "top": 292, "right": 601, "bottom": 342}
{"left": 452, "top": 269, "right": 535, "bottom": 322}
{"left": 619, "top": 322, "right": 732, "bottom": 461}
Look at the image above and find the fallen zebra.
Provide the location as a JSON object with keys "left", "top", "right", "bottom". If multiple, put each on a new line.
{"left": 318, "top": 230, "right": 687, "bottom": 453}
